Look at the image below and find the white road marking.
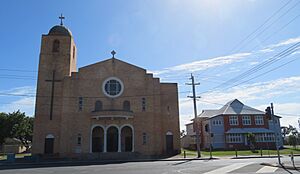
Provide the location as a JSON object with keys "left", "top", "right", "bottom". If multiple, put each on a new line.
{"left": 203, "top": 162, "right": 254, "bottom": 174}
{"left": 256, "top": 166, "right": 278, "bottom": 173}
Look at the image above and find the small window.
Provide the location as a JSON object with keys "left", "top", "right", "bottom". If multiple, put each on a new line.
{"left": 73, "top": 46, "right": 75, "bottom": 59}
{"left": 78, "top": 97, "right": 83, "bottom": 111}
{"left": 123, "top": 100, "right": 131, "bottom": 111}
{"left": 226, "top": 133, "right": 242, "bottom": 143}
{"left": 212, "top": 120, "right": 222, "bottom": 126}
{"left": 142, "top": 132, "right": 147, "bottom": 145}
{"left": 255, "top": 116, "right": 264, "bottom": 125}
{"left": 229, "top": 116, "right": 238, "bottom": 125}
{"left": 52, "top": 40, "right": 60, "bottom": 52}
{"left": 77, "top": 134, "right": 82, "bottom": 145}
{"left": 242, "top": 116, "right": 251, "bottom": 125}
{"left": 142, "top": 98, "right": 146, "bottom": 111}
{"left": 95, "top": 100, "right": 103, "bottom": 111}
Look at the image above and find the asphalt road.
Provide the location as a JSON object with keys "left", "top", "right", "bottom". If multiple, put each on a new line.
{"left": 0, "top": 156, "right": 299, "bottom": 174}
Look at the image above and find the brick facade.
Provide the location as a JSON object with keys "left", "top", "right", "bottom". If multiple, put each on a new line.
{"left": 32, "top": 25, "right": 180, "bottom": 159}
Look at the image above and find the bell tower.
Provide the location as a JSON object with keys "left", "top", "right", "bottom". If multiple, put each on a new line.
{"left": 32, "top": 15, "right": 77, "bottom": 154}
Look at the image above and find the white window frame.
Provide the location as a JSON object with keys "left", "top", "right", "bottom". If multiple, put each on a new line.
{"left": 212, "top": 120, "right": 222, "bottom": 126}
{"left": 255, "top": 133, "right": 275, "bottom": 142}
{"left": 242, "top": 115, "right": 251, "bottom": 125}
{"left": 226, "top": 133, "right": 242, "bottom": 143}
{"left": 255, "top": 116, "right": 264, "bottom": 125}
{"left": 229, "top": 116, "right": 238, "bottom": 125}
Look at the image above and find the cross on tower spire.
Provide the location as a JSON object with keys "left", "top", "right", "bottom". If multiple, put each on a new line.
{"left": 59, "top": 13, "right": 65, "bottom": 26}
{"left": 111, "top": 50, "right": 116, "bottom": 58}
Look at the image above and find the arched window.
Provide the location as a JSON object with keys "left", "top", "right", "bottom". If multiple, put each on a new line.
{"left": 52, "top": 40, "right": 60, "bottom": 52}
{"left": 95, "top": 100, "right": 103, "bottom": 111}
{"left": 73, "top": 46, "right": 75, "bottom": 59}
{"left": 123, "top": 100, "right": 130, "bottom": 111}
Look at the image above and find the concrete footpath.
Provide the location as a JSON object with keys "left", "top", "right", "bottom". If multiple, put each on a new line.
{"left": 0, "top": 154, "right": 298, "bottom": 170}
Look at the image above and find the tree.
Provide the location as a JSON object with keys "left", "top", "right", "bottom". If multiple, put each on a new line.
{"left": 247, "top": 133, "right": 256, "bottom": 151}
{"left": 180, "top": 130, "right": 186, "bottom": 138}
{"left": 11, "top": 116, "right": 34, "bottom": 151}
{"left": 288, "top": 135, "right": 298, "bottom": 149}
{"left": 0, "top": 112, "right": 9, "bottom": 144}
{"left": 0, "top": 111, "right": 34, "bottom": 151}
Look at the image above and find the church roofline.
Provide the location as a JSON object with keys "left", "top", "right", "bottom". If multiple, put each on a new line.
{"left": 78, "top": 57, "right": 147, "bottom": 72}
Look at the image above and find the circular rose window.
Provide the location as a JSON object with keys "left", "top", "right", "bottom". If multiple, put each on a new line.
{"left": 102, "top": 77, "right": 124, "bottom": 98}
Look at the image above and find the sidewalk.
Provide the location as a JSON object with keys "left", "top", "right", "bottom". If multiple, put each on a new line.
{"left": 0, "top": 154, "right": 297, "bottom": 170}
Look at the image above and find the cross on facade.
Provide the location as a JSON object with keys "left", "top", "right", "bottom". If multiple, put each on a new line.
{"left": 45, "top": 70, "right": 61, "bottom": 120}
{"left": 111, "top": 50, "right": 116, "bottom": 58}
{"left": 59, "top": 14, "right": 65, "bottom": 26}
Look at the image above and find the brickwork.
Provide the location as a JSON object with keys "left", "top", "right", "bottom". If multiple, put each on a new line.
{"left": 32, "top": 25, "right": 180, "bottom": 159}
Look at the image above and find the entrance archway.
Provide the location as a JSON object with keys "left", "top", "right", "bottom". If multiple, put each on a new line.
{"left": 92, "top": 126, "right": 104, "bottom": 152}
{"left": 44, "top": 134, "right": 54, "bottom": 154}
{"left": 121, "top": 126, "right": 133, "bottom": 152}
{"left": 166, "top": 131, "right": 174, "bottom": 154}
{"left": 107, "top": 126, "right": 119, "bottom": 152}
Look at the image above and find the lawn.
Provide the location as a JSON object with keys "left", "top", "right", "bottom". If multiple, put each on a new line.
{"left": 181, "top": 147, "right": 300, "bottom": 157}
{"left": 0, "top": 153, "right": 31, "bottom": 160}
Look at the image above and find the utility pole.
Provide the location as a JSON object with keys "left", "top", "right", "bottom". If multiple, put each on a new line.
{"left": 271, "top": 103, "right": 281, "bottom": 165}
{"left": 187, "top": 73, "right": 201, "bottom": 158}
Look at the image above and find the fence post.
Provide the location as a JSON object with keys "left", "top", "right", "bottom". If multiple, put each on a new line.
{"left": 184, "top": 151, "right": 186, "bottom": 159}
{"left": 260, "top": 148, "right": 263, "bottom": 157}
{"left": 291, "top": 151, "right": 295, "bottom": 169}
{"left": 235, "top": 149, "right": 238, "bottom": 158}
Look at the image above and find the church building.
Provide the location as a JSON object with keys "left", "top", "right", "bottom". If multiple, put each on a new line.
{"left": 32, "top": 19, "right": 180, "bottom": 159}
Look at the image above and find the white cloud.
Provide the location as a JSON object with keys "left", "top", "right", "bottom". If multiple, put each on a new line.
{"left": 0, "top": 97, "right": 35, "bottom": 116}
{"left": 0, "top": 86, "right": 36, "bottom": 116}
{"left": 153, "top": 36, "right": 300, "bottom": 79}
{"left": 268, "top": 36, "right": 300, "bottom": 49}
{"left": 201, "top": 76, "right": 300, "bottom": 104}
{"left": 0, "top": 86, "right": 35, "bottom": 95}
{"left": 153, "top": 52, "right": 251, "bottom": 75}
{"left": 256, "top": 103, "right": 300, "bottom": 129}
{"left": 259, "top": 48, "right": 274, "bottom": 53}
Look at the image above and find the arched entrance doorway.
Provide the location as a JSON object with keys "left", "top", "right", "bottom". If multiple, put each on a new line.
{"left": 92, "top": 126, "right": 104, "bottom": 152}
{"left": 107, "top": 126, "right": 119, "bottom": 152}
{"left": 166, "top": 131, "right": 174, "bottom": 154}
{"left": 121, "top": 126, "right": 133, "bottom": 152}
{"left": 44, "top": 134, "right": 54, "bottom": 154}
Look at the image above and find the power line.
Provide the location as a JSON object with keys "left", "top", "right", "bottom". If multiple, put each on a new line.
{"left": 222, "top": 56, "right": 300, "bottom": 91}
{"left": 228, "top": 0, "right": 294, "bottom": 54}
{"left": 0, "top": 90, "right": 191, "bottom": 99}
{"left": 231, "top": 0, "right": 300, "bottom": 54}
{"left": 199, "top": 42, "right": 300, "bottom": 94}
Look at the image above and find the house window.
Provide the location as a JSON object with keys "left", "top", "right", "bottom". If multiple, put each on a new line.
{"left": 227, "top": 133, "right": 242, "bottom": 143}
{"left": 78, "top": 97, "right": 83, "bottom": 111}
{"left": 77, "top": 134, "right": 82, "bottom": 145}
{"left": 229, "top": 116, "right": 238, "bottom": 125}
{"left": 242, "top": 116, "right": 251, "bottom": 125}
{"left": 212, "top": 120, "right": 222, "bottom": 126}
{"left": 94, "top": 100, "right": 103, "bottom": 111}
{"left": 142, "top": 132, "right": 147, "bottom": 145}
{"left": 255, "top": 133, "right": 275, "bottom": 142}
{"left": 142, "top": 98, "right": 146, "bottom": 111}
{"left": 52, "top": 40, "right": 60, "bottom": 52}
{"left": 255, "top": 116, "right": 264, "bottom": 125}
{"left": 123, "top": 100, "right": 131, "bottom": 111}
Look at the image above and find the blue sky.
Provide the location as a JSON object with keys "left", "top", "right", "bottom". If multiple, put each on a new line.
{"left": 0, "top": 0, "right": 299, "bottom": 130}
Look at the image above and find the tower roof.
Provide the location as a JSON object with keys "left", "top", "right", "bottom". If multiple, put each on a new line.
{"left": 48, "top": 25, "right": 72, "bottom": 36}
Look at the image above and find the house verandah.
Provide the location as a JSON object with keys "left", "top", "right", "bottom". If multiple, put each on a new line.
{"left": 225, "top": 129, "right": 277, "bottom": 150}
